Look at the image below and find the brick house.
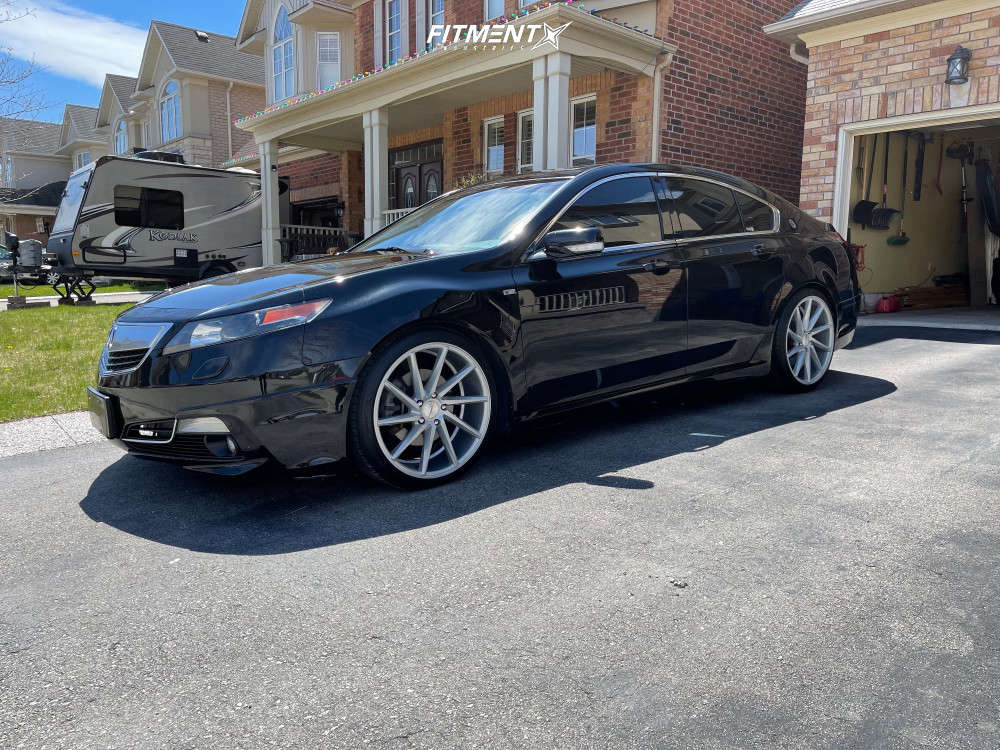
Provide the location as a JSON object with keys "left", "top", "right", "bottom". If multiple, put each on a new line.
{"left": 766, "top": 0, "right": 1000, "bottom": 306}
{"left": 116, "top": 21, "right": 266, "bottom": 167}
{"left": 230, "top": 0, "right": 807, "bottom": 257}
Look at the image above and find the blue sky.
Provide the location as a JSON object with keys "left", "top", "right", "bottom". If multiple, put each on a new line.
{"left": 5, "top": 1, "right": 246, "bottom": 122}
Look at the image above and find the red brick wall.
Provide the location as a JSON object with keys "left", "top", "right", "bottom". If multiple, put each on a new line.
{"left": 800, "top": 6, "right": 1000, "bottom": 220}
{"left": 356, "top": 0, "right": 375, "bottom": 73}
{"left": 279, "top": 153, "right": 366, "bottom": 235}
{"left": 660, "top": 0, "right": 807, "bottom": 202}
{"left": 208, "top": 81, "right": 265, "bottom": 167}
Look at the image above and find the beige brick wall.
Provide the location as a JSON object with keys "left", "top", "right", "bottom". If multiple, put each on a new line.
{"left": 800, "top": 6, "right": 1000, "bottom": 220}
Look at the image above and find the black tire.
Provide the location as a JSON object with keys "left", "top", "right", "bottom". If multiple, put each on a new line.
{"left": 769, "top": 288, "right": 836, "bottom": 392}
{"left": 348, "top": 328, "right": 497, "bottom": 489}
{"left": 200, "top": 263, "right": 234, "bottom": 280}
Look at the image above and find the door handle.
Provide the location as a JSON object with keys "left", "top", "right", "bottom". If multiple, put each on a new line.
{"left": 750, "top": 244, "right": 773, "bottom": 258}
{"left": 642, "top": 259, "right": 679, "bottom": 273}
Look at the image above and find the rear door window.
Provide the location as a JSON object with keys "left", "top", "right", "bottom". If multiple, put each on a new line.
{"left": 735, "top": 192, "right": 776, "bottom": 232}
{"left": 657, "top": 177, "right": 744, "bottom": 239}
{"left": 551, "top": 176, "right": 663, "bottom": 248}
{"left": 114, "top": 185, "right": 184, "bottom": 229}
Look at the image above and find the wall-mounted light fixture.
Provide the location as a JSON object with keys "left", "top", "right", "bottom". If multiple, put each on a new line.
{"left": 946, "top": 45, "right": 972, "bottom": 86}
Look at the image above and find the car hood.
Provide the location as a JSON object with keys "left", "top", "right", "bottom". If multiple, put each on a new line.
{"left": 119, "top": 251, "right": 432, "bottom": 323}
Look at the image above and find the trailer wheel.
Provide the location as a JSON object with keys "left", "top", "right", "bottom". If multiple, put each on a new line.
{"left": 199, "top": 262, "right": 235, "bottom": 280}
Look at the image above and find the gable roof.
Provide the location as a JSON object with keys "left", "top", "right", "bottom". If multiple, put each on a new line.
{"left": 0, "top": 118, "right": 64, "bottom": 155}
{"left": 108, "top": 74, "right": 139, "bottom": 113}
{"left": 765, "top": 0, "right": 927, "bottom": 42}
{"left": 149, "top": 20, "right": 265, "bottom": 85}
{"left": 97, "top": 74, "right": 140, "bottom": 128}
{"left": 0, "top": 180, "right": 67, "bottom": 209}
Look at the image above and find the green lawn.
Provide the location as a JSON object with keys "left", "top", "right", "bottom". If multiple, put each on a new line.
{"left": 0, "top": 304, "right": 131, "bottom": 421}
{"left": 0, "top": 282, "right": 158, "bottom": 298}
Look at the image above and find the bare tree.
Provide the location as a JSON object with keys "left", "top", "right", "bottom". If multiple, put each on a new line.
{"left": 0, "top": 2, "right": 45, "bottom": 119}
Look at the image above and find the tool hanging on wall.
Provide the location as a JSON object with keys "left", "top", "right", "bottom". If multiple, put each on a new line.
{"left": 946, "top": 141, "right": 975, "bottom": 235}
{"left": 888, "top": 133, "right": 911, "bottom": 245}
{"left": 856, "top": 138, "right": 866, "bottom": 188}
{"left": 913, "top": 133, "right": 926, "bottom": 201}
{"left": 870, "top": 132, "right": 899, "bottom": 230}
{"left": 853, "top": 133, "right": 879, "bottom": 228}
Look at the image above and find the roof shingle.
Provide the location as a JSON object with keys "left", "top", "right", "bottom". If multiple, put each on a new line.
{"left": 0, "top": 118, "right": 63, "bottom": 154}
{"left": 152, "top": 20, "right": 265, "bottom": 85}
{"left": 107, "top": 74, "right": 139, "bottom": 113}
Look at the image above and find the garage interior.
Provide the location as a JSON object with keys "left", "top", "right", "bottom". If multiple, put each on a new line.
{"left": 848, "top": 120, "right": 1000, "bottom": 312}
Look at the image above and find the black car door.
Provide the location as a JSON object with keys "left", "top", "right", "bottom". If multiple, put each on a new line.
{"left": 513, "top": 175, "right": 687, "bottom": 412}
{"left": 655, "top": 176, "right": 786, "bottom": 375}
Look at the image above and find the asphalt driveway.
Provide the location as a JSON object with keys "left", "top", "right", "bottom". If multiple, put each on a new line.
{"left": 2, "top": 325, "right": 999, "bottom": 749}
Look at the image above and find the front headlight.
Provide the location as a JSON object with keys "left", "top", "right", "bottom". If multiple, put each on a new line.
{"left": 162, "top": 299, "right": 331, "bottom": 355}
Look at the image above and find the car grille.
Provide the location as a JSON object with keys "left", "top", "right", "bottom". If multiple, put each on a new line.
{"left": 127, "top": 435, "right": 243, "bottom": 463}
{"left": 105, "top": 347, "right": 149, "bottom": 372}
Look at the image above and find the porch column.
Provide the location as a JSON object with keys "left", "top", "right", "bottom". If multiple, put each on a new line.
{"left": 363, "top": 107, "right": 389, "bottom": 237}
{"left": 532, "top": 57, "right": 548, "bottom": 172}
{"left": 259, "top": 138, "right": 282, "bottom": 266}
{"left": 545, "top": 52, "right": 571, "bottom": 170}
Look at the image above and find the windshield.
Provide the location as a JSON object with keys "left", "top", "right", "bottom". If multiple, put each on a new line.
{"left": 51, "top": 166, "right": 94, "bottom": 234}
{"left": 350, "top": 179, "right": 568, "bottom": 255}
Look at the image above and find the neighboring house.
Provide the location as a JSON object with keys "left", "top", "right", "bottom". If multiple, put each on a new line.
{"left": 96, "top": 74, "right": 143, "bottom": 155}
{"left": 231, "top": 0, "right": 808, "bottom": 252}
{"left": 766, "top": 0, "right": 1000, "bottom": 306}
{"left": 0, "top": 118, "right": 69, "bottom": 240}
{"left": 55, "top": 104, "right": 108, "bottom": 171}
{"left": 126, "top": 20, "right": 266, "bottom": 167}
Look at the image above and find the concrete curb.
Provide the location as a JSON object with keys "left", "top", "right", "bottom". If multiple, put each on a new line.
{"left": 0, "top": 291, "right": 151, "bottom": 311}
{"left": 0, "top": 411, "right": 104, "bottom": 459}
{"left": 858, "top": 309, "right": 1000, "bottom": 332}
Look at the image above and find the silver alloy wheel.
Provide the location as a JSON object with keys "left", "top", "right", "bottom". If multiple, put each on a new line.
{"left": 785, "top": 295, "right": 835, "bottom": 386}
{"left": 372, "top": 341, "right": 491, "bottom": 479}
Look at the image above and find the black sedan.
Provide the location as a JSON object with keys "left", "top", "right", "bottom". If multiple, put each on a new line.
{"left": 88, "top": 164, "right": 859, "bottom": 488}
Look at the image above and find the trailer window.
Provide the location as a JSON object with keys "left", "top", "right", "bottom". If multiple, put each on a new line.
{"left": 52, "top": 169, "right": 93, "bottom": 234}
{"left": 114, "top": 185, "right": 184, "bottom": 229}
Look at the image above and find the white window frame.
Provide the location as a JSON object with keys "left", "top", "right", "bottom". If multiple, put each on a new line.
{"left": 272, "top": 4, "right": 295, "bottom": 102}
{"left": 75, "top": 152, "right": 91, "bottom": 169}
{"left": 159, "top": 80, "right": 181, "bottom": 144}
{"left": 142, "top": 121, "right": 150, "bottom": 149}
{"left": 385, "top": 0, "right": 401, "bottom": 64}
{"left": 429, "top": 0, "right": 444, "bottom": 27}
{"left": 484, "top": 0, "right": 504, "bottom": 20}
{"left": 114, "top": 120, "right": 128, "bottom": 155}
{"left": 570, "top": 93, "right": 597, "bottom": 167}
{"left": 317, "top": 31, "right": 341, "bottom": 89}
{"left": 483, "top": 115, "right": 505, "bottom": 178}
{"left": 516, "top": 109, "right": 533, "bottom": 174}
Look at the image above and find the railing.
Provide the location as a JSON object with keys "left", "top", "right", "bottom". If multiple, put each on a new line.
{"left": 279, "top": 224, "right": 348, "bottom": 258}
{"left": 383, "top": 208, "right": 416, "bottom": 225}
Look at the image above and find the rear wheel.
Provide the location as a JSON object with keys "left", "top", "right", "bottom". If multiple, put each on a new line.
{"left": 770, "top": 290, "right": 835, "bottom": 391}
{"left": 200, "top": 262, "right": 234, "bottom": 280}
{"left": 349, "top": 331, "right": 494, "bottom": 489}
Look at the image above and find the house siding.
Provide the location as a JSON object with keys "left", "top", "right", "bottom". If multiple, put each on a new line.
{"left": 798, "top": 5, "right": 1000, "bottom": 221}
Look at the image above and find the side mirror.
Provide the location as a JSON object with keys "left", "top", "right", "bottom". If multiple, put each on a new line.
{"left": 542, "top": 227, "right": 604, "bottom": 258}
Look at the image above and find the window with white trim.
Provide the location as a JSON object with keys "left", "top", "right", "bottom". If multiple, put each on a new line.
{"left": 272, "top": 4, "right": 295, "bottom": 101}
{"left": 317, "top": 32, "right": 340, "bottom": 88}
{"left": 75, "top": 152, "right": 91, "bottom": 169}
{"left": 485, "top": 0, "right": 503, "bottom": 19}
{"left": 571, "top": 95, "right": 596, "bottom": 166}
{"left": 517, "top": 110, "right": 533, "bottom": 173}
{"left": 159, "top": 80, "right": 181, "bottom": 143}
{"left": 114, "top": 120, "right": 128, "bottom": 155}
{"left": 385, "top": 0, "right": 401, "bottom": 64}
{"left": 484, "top": 116, "right": 504, "bottom": 177}
{"left": 429, "top": 0, "right": 444, "bottom": 27}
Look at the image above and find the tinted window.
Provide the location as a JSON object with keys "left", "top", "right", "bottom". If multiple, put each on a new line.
{"left": 114, "top": 185, "right": 184, "bottom": 229}
{"left": 735, "top": 192, "right": 775, "bottom": 232}
{"left": 551, "top": 176, "right": 662, "bottom": 248}
{"left": 657, "top": 177, "right": 743, "bottom": 239}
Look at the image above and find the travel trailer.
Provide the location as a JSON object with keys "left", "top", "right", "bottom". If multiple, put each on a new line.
{"left": 46, "top": 154, "right": 284, "bottom": 284}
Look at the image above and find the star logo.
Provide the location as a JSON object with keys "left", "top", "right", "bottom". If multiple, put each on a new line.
{"left": 531, "top": 22, "right": 571, "bottom": 51}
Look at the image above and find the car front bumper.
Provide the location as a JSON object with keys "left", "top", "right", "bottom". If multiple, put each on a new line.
{"left": 89, "top": 359, "right": 362, "bottom": 475}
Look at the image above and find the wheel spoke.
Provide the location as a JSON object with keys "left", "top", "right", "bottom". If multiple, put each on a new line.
{"left": 377, "top": 412, "right": 418, "bottom": 426}
{"left": 809, "top": 346, "right": 823, "bottom": 373}
{"left": 390, "top": 423, "right": 424, "bottom": 459}
{"left": 437, "top": 364, "right": 475, "bottom": 397}
{"left": 804, "top": 346, "right": 812, "bottom": 381}
{"left": 791, "top": 349, "right": 805, "bottom": 376}
{"left": 441, "top": 395, "right": 488, "bottom": 406}
{"left": 812, "top": 338, "right": 831, "bottom": 351}
{"left": 408, "top": 353, "right": 425, "bottom": 401}
{"left": 426, "top": 346, "right": 448, "bottom": 396}
{"left": 419, "top": 425, "right": 434, "bottom": 474}
{"left": 384, "top": 381, "right": 419, "bottom": 411}
{"left": 787, "top": 344, "right": 805, "bottom": 359}
{"left": 810, "top": 324, "right": 831, "bottom": 336}
{"left": 807, "top": 305, "right": 824, "bottom": 330}
{"left": 437, "top": 421, "right": 458, "bottom": 466}
{"left": 788, "top": 328, "right": 802, "bottom": 344}
{"left": 444, "top": 410, "right": 483, "bottom": 439}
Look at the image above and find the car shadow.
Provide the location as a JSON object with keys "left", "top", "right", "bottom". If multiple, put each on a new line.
{"left": 80, "top": 370, "right": 896, "bottom": 555}
{"left": 849, "top": 325, "right": 1000, "bottom": 349}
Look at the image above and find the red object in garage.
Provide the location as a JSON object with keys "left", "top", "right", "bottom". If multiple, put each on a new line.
{"left": 875, "top": 295, "right": 901, "bottom": 313}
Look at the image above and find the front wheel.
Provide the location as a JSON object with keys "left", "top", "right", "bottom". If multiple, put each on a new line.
{"left": 770, "top": 290, "right": 836, "bottom": 391}
{"left": 349, "top": 331, "right": 495, "bottom": 489}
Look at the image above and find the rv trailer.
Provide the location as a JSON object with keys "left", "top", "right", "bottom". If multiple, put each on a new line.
{"left": 46, "top": 153, "right": 283, "bottom": 284}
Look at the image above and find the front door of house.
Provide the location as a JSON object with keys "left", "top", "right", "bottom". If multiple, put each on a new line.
{"left": 390, "top": 140, "right": 443, "bottom": 210}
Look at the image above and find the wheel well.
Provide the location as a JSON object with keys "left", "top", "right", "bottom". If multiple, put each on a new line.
{"left": 361, "top": 319, "right": 516, "bottom": 433}
{"left": 199, "top": 260, "right": 236, "bottom": 279}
